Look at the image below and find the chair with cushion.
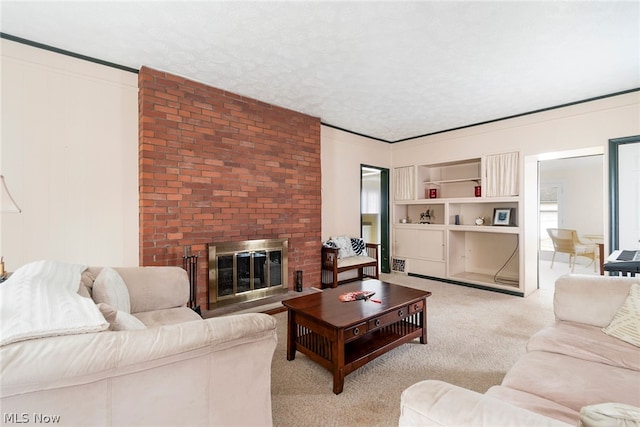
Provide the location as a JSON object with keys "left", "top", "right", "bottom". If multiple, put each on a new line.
{"left": 547, "top": 228, "right": 597, "bottom": 272}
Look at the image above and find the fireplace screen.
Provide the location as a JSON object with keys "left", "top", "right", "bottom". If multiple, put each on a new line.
{"left": 209, "top": 239, "right": 288, "bottom": 306}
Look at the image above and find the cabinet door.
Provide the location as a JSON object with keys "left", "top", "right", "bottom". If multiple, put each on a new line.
{"left": 395, "top": 228, "right": 444, "bottom": 261}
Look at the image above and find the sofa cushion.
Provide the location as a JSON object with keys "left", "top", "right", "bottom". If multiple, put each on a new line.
{"left": 97, "top": 303, "right": 146, "bottom": 331}
{"left": 92, "top": 267, "right": 131, "bottom": 313}
{"left": 399, "top": 380, "right": 570, "bottom": 427}
{"left": 527, "top": 321, "right": 640, "bottom": 371}
{"left": 580, "top": 402, "right": 640, "bottom": 427}
{"left": 602, "top": 283, "right": 640, "bottom": 348}
{"left": 500, "top": 351, "right": 640, "bottom": 412}
{"left": 554, "top": 275, "right": 636, "bottom": 327}
{"left": 101, "top": 267, "right": 190, "bottom": 314}
{"left": 486, "top": 385, "right": 579, "bottom": 425}
{"left": 133, "top": 307, "right": 202, "bottom": 328}
{"left": 337, "top": 255, "right": 377, "bottom": 268}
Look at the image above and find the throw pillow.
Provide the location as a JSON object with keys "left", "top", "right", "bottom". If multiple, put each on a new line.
{"left": 97, "top": 303, "right": 146, "bottom": 331}
{"left": 323, "top": 240, "right": 338, "bottom": 249}
{"left": 331, "top": 235, "right": 357, "bottom": 259}
{"left": 77, "top": 280, "right": 91, "bottom": 299}
{"left": 77, "top": 270, "right": 95, "bottom": 298}
{"left": 351, "top": 237, "right": 366, "bottom": 256}
{"left": 92, "top": 267, "right": 132, "bottom": 314}
{"left": 580, "top": 402, "right": 640, "bottom": 427}
{"left": 602, "top": 283, "right": 640, "bottom": 347}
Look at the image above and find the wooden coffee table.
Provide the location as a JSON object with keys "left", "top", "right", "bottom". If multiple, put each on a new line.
{"left": 283, "top": 279, "right": 431, "bottom": 394}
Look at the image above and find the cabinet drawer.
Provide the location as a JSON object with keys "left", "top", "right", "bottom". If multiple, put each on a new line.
{"left": 409, "top": 299, "right": 424, "bottom": 314}
{"left": 368, "top": 306, "right": 409, "bottom": 331}
{"left": 344, "top": 322, "right": 367, "bottom": 342}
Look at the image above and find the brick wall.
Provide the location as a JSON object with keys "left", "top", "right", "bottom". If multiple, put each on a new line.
{"left": 138, "top": 67, "right": 322, "bottom": 308}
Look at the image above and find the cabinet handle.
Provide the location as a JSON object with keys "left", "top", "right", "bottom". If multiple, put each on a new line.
{"left": 398, "top": 310, "right": 404, "bottom": 317}
{"left": 374, "top": 319, "right": 381, "bottom": 327}
{"left": 353, "top": 327, "right": 359, "bottom": 335}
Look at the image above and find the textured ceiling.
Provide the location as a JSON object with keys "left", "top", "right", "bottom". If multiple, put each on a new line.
{"left": 1, "top": 1, "right": 639, "bottom": 142}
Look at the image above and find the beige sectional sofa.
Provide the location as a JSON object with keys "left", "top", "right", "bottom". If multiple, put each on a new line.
{"left": 1, "top": 262, "right": 277, "bottom": 426}
{"left": 399, "top": 274, "right": 640, "bottom": 426}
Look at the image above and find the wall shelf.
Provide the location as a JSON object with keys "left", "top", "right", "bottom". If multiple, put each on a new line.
{"left": 424, "top": 177, "right": 481, "bottom": 186}
{"left": 449, "top": 225, "right": 519, "bottom": 234}
{"left": 392, "top": 154, "right": 523, "bottom": 294}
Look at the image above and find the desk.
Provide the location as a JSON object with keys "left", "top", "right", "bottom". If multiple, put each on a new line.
{"left": 595, "top": 244, "right": 604, "bottom": 275}
{"left": 604, "top": 250, "right": 639, "bottom": 277}
{"left": 579, "top": 235, "right": 604, "bottom": 274}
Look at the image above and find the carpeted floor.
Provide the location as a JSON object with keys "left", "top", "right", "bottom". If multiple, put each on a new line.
{"left": 270, "top": 273, "right": 555, "bottom": 427}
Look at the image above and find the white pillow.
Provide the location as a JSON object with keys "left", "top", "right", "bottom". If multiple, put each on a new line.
{"left": 602, "top": 283, "right": 640, "bottom": 347}
{"left": 580, "top": 402, "right": 640, "bottom": 427}
{"left": 331, "top": 235, "right": 356, "bottom": 259}
{"left": 97, "top": 303, "right": 146, "bottom": 331}
{"left": 92, "top": 267, "right": 132, "bottom": 314}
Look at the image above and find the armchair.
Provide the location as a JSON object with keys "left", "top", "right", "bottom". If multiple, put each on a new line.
{"left": 547, "top": 228, "right": 597, "bottom": 272}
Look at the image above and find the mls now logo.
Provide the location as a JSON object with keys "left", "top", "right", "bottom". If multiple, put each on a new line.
{"left": 4, "top": 413, "right": 61, "bottom": 424}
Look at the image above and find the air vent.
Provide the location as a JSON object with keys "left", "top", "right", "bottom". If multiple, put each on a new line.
{"left": 391, "top": 257, "right": 406, "bottom": 273}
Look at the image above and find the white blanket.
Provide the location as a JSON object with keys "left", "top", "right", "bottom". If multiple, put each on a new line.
{"left": 0, "top": 260, "right": 108, "bottom": 346}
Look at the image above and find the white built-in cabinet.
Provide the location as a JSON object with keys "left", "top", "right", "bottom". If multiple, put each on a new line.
{"left": 392, "top": 153, "right": 523, "bottom": 295}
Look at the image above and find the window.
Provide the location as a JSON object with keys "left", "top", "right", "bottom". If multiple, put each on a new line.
{"left": 539, "top": 185, "right": 560, "bottom": 252}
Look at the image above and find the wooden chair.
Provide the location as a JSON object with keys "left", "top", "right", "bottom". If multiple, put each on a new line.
{"left": 547, "top": 228, "right": 597, "bottom": 272}
{"left": 321, "top": 243, "right": 379, "bottom": 289}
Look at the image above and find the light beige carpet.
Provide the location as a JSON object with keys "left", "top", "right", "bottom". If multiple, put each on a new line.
{"left": 270, "top": 273, "right": 554, "bottom": 427}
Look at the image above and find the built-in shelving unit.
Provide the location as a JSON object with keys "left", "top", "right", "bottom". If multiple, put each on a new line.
{"left": 392, "top": 154, "right": 524, "bottom": 295}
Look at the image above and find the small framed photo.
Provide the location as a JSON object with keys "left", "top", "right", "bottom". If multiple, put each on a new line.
{"left": 493, "top": 208, "right": 515, "bottom": 226}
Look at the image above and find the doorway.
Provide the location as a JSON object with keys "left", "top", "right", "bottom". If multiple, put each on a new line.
{"left": 537, "top": 154, "right": 604, "bottom": 289}
{"left": 361, "top": 165, "right": 390, "bottom": 273}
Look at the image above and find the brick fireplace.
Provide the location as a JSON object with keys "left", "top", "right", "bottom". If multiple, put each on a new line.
{"left": 138, "top": 67, "right": 322, "bottom": 309}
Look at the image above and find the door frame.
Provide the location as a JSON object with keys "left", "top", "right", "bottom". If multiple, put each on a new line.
{"left": 608, "top": 135, "right": 640, "bottom": 251}
{"left": 360, "top": 164, "right": 390, "bottom": 273}
{"left": 524, "top": 146, "right": 604, "bottom": 290}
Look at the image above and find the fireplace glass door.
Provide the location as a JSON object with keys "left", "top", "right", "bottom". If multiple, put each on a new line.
{"left": 211, "top": 241, "right": 286, "bottom": 304}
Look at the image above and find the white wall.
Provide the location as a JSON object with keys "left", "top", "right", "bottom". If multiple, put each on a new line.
{"left": 392, "top": 93, "right": 639, "bottom": 166}
{"left": 0, "top": 40, "right": 139, "bottom": 270}
{"left": 539, "top": 155, "right": 604, "bottom": 238}
{"left": 2, "top": 38, "right": 638, "bottom": 278}
{"left": 321, "top": 126, "right": 391, "bottom": 240}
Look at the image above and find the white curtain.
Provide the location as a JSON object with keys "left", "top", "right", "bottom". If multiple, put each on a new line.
{"left": 486, "top": 152, "right": 519, "bottom": 197}
{"left": 394, "top": 166, "right": 415, "bottom": 200}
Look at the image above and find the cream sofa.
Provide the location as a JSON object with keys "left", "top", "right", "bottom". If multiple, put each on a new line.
{"left": 1, "top": 262, "right": 277, "bottom": 426}
{"left": 399, "top": 274, "right": 640, "bottom": 426}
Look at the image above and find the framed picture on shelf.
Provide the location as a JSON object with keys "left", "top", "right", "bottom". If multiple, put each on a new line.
{"left": 493, "top": 208, "right": 515, "bottom": 226}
